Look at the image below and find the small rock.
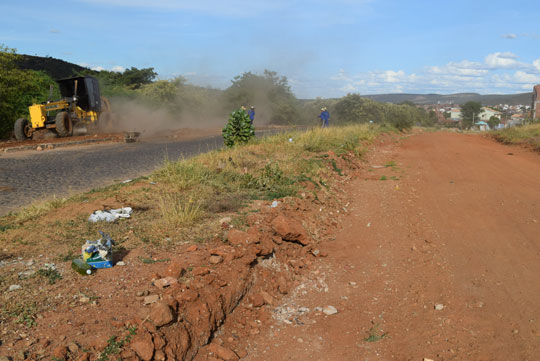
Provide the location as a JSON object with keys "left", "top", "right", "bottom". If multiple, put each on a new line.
{"left": 116, "top": 261, "right": 126, "bottom": 266}
{"left": 8, "top": 285, "right": 21, "bottom": 291}
{"left": 209, "top": 255, "right": 223, "bottom": 264}
{"left": 131, "top": 331, "right": 154, "bottom": 361}
{"left": 434, "top": 304, "right": 444, "bottom": 311}
{"left": 36, "top": 146, "right": 43, "bottom": 151}
{"left": 154, "top": 277, "right": 178, "bottom": 289}
{"left": 259, "top": 291, "right": 273, "bottom": 306}
{"left": 186, "top": 245, "right": 198, "bottom": 252}
{"left": 322, "top": 306, "right": 338, "bottom": 315}
{"left": 271, "top": 215, "right": 309, "bottom": 245}
{"left": 423, "top": 359, "right": 434, "bottom": 361}
{"left": 143, "top": 294, "right": 160, "bottom": 305}
{"left": 349, "top": 281, "right": 357, "bottom": 286}
{"left": 475, "top": 301, "right": 485, "bottom": 308}
{"left": 251, "top": 294, "right": 265, "bottom": 308}
{"left": 207, "top": 343, "right": 239, "bottom": 361}
{"left": 149, "top": 301, "right": 174, "bottom": 327}
{"left": 311, "top": 249, "right": 320, "bottom": 257}
{"left": 79, "top": 297, "right": 90, "bottom": 304}
{"left": 297, "top": 338, "right": 304, "bottom": 343}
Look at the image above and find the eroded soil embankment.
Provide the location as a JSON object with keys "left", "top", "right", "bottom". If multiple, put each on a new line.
{"left": 1, "top": 143, "right": 360, "bottom": 360}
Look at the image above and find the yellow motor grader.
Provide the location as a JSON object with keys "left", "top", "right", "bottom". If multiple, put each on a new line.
{"left": 14, "top": 76, "right": 114, "bottom": 140}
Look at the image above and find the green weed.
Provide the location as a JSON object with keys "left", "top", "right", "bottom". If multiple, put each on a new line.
{"left": 37, "top": 268, "right": 62, "bottom": 285}
{"left": 364, "top": 323, "right": 386, "bottom": 342}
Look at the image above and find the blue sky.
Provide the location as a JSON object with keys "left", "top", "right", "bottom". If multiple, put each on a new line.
{"left": 1, "top": 0, "right": 539, "bottom": 98}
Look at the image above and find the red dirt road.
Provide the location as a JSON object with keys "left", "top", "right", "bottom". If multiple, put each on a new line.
{"left": 242, "top": 132, "right": 540, "bottom": 360}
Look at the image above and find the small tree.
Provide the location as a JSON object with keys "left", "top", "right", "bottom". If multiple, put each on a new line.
{"left": 222, "top": 109, "right": 255, "bottom": 147}
{"left": 487, "top": 116, "right": 500, "bottom": 129}
{"left": 461, "top": 101, "right": 484, "bottom": 129}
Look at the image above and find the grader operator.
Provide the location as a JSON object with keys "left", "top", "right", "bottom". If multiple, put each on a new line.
{"left": 13, "top": 76, "right": 113, "bottom": 140}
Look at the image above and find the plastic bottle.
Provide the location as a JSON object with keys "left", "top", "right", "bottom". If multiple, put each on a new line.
{"left": 71, "top": 259, "right": 93, "bottom": 275}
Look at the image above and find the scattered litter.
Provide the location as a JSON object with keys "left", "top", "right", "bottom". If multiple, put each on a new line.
{"left": 149, "top": 181, "right": 157, "bottom": 185}
{"left": 122, "top": 179, "right": 132, "bottom": 184}
{"left": 88, "top": 207, "right": 132, "bottom": 222}
{"left": 72, "top": 259, "right": 93, "bottom": 275}
{"left": 371, "top": 165, "right": 384, "bottom": 169}
{"left": 81, "top": 231, "right": 115, "bottom": 269}
{"left": 349, "top": 281, "right": 357, "bottom": 286}
{"left": 434, "top": 304, "right": 444, "bottom": 311}
{"left": 367, "top": 222, "right": 371, "bottom": 227}
{"left": 8, "top": 284, "right": 22, "bottom": 292}
{"left": 271, "top": 200, "right": 279, "bottom": 208}
{"left": 288, "top": 137, "right": 294, "bottom": 143}
{"left": 322, "top": 306, "right": 338, "bottom": 315}
{"left": 116, "top": 261, "right": 126, "bottom": 266}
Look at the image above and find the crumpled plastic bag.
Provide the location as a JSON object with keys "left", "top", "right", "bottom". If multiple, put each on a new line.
{"left": 88, "top": 207, "right": 132, "bottom": 222}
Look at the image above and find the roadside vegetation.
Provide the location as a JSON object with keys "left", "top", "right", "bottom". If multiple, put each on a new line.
{"left": 0, "top": 124, "right": 382, "bottom": 256}
{"left": 491, "top": 123, "right": 540, "bottom": 151}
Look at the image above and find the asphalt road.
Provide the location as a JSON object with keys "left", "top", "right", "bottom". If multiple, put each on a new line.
{"left": 0, "top": 135, "right": 226, "bottom": 215}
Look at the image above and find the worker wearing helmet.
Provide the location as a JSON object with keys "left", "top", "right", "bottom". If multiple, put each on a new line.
{"left": 319, "top": 107, "right": 330, "bottom": 128}
{"left": 248, "top": 106, "right": 255, "bottom": 126}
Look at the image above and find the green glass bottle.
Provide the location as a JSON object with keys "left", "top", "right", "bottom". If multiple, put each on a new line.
{"left": 71, "top": 259, "right": 93, "bottom": 275}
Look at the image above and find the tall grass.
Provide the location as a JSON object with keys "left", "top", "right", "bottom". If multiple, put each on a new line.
{"left": 492, "top": 123, "right": 540, "bottom": 151}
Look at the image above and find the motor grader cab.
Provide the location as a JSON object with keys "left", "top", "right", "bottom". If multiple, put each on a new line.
{"left": 13, "top": 76, "right": 113, "bottom": 140}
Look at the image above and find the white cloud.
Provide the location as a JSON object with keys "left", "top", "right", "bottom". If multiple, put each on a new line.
{"left": 485, "top": 52, "right": 522, "bottom": 69}
{"left": 533, "top": 59, "right": 540, "bottom": 72}
{"left": 381, "top": 70, "right": 405, "bottom": 83}
{"left": 340, "top": 84, "right": 357, "bottom": 93}
{"left": 324, "top": 52, "right": 540, "bottom": 97}
{"left": 111, "top": 65, "right": 125, "bottom": 72}
{"left": 513, "top": 71, "right": 540, "bottom": 83}
{"left": 91, "top": 66, "right": 105, "bottom": 71}
{"left": 501, "top": 33, "right": 517, "bottom": 39}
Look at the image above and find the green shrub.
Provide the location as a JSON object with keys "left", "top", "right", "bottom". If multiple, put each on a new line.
{"left": 222, "top": 109, "right": 255, "bottom": 147}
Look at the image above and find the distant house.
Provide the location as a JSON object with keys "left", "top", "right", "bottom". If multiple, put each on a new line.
{"left": 450, "top": 108, "right": 462, "bottom": 121}
{"left": 479, "top": 107, "right": 502, "bottom": 121}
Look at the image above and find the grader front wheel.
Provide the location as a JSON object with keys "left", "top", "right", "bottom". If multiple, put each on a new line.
{"left": 14, "top": 118, "right": 32, "bottom": 141}
{"left": 56, "top": 112, "right": 73, "bottom": 137}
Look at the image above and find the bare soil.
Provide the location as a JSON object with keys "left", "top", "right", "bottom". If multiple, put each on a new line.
{"left": 2, "top": 131, "right": 540, "bottom": 360}
{"left": 229, "top": 131, "right": 540, "bottom": 361}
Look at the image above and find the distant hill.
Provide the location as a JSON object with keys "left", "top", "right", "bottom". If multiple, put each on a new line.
{"left": 362, "top": 92, "right": 533, "bottom": 106}
{"left": 16, "top": 54, "right": 92, "bottom": 80}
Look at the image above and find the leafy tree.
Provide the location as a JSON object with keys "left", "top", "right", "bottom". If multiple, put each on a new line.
{"left": 461, "top": 101, "right": 484, "bottom": 129}
{"left": 0, "top": 45, "right": 56, "bottom": 138}
{"left": 488, "top": 115, "right": 500, "bottom": 129}
{"left": 137, "top": 77, "right": 184, "bottom": 110}
{"left": 222, "top": 109, "right": 254, "bottom": 147}
{"left": 224, "top": 70, "right": 299, "bottom": 124}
